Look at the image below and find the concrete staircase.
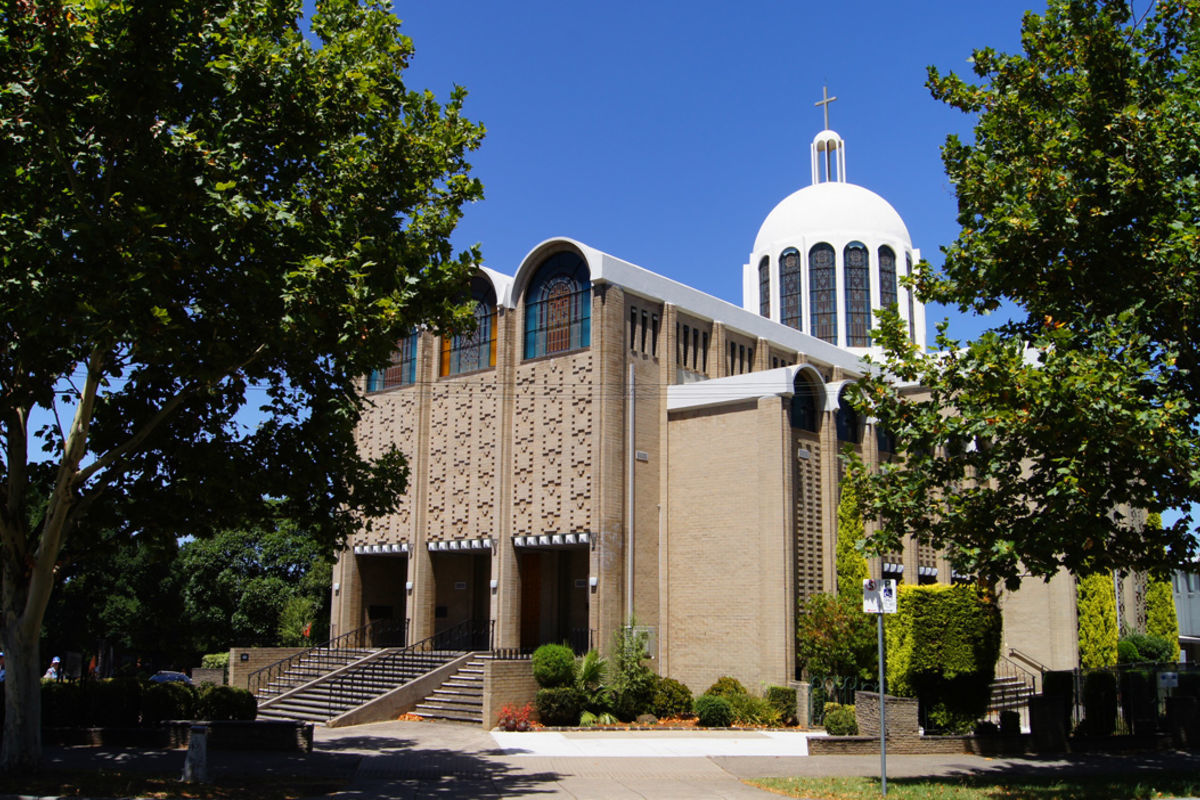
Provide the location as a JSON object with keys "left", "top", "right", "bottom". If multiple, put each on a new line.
{"left": 257, "top": 650, "right": 466, "bottom": 723}
{"left": 254, "top": 647, "right": 378, "bottom": 704}
{"left": 410, "top": 657, "right": 486, "bottom": 725}
{"left": 988, "top": 674, "right": 1036, "bottom": 714}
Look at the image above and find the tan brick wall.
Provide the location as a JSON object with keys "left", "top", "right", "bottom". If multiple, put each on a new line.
{"left": 998, "top": 569, "right": 1079, "bottom": 671}
{"left": 229, "top": 648, "right": 308, "bottom": 691}
{"left": 483, "top": 659, "right": 540, "bottom": 729}
{"left": 854, "top": 691, "right": 920, "bottom": 739}
{"left": 666, "top": 395, "right": 792, "bottom": 694}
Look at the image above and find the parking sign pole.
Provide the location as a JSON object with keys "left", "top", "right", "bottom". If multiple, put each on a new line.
{"left": 878, "top": 609, "right": 887, "bottom": 796}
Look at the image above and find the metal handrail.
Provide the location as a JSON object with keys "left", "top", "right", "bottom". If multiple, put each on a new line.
{"left": 325, "top": 619, "right": 494, "bottom": 719}
{"left": 1008, "top": 647, "right": 1047, "bottom": 676}
{"left": 248, "top": 618, "right": 406, "bottom": 697}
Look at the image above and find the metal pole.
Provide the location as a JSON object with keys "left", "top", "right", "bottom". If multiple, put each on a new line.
{"left": 878, "top": 611, "right": 887, "bottom": 796}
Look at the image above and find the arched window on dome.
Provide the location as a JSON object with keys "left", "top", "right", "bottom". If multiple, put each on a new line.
{"left": 524, "top": 251, "right": 591, "bottom": 359}
{"left": 441, "top": 274, "right": 497, "bottom": 376}
{"left": 878, "top": 246, "right": 897, "bottom": 310}
{"left": 836, "top": 387, "right": 861, "bottom": 444}
{"left": 906, "top": 252, "right": 916, "bottom": 344}
{"left": 808, "top": 243, "right": 836, "bottom": 344}
{"left": 758, "top": 256, "right": 770, "bottom": 317}
{"left": 790, "top": 371, "right": 820, "bottom": 433}
{"left": 844, "top": 242, "right": 871, "bottom": 347}
{"left": 780, "top": 247, "right": 802, "bottom": 330}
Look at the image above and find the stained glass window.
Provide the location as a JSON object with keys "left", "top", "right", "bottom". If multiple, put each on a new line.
{"left": 780, "top": 247, "right": 802, "bottom": 330}
{"left": 879, "top": 246, "right": 897, "bottom": 310}
{"left": 844, "top": 242, "right": 870, "bottom": 347}
{"left": 790, "top": 372, "right": 820, "bottom": 432}
{"left": 524, "top": 251, "right": 591, "bottom": 359}
{"left": 758, "top": 256, "right": 770, "bottom": 317}
{"left": 369, "top": 332, "right": 418, "bottom": 391}
{"left": 906, "top": 253, "right": 915, "bottom": 343}
{"left": 836, "top": 388, "right": 861, "bottom": 443}
{"left": 809, "top": 243, "right": 837, "bottom": 344}
{"left": 441, "top": 274, "right": 497, "bottom": 376}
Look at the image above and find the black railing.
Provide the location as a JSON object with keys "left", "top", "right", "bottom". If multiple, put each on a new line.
{"left": 324, "top": 619, "right": 494, "bottom": 719}
{"left": 806, "top": 674, "right": 878, "bottom": 725}
{"left": 247, "top": 618, "right": 406, "bottom": 698}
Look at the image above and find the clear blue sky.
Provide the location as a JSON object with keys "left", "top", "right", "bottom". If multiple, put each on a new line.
{"left": 389, "top": 0, "right": 1042, "bottom": 342}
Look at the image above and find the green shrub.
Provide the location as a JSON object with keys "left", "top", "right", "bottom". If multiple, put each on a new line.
{"left": 693, "top": 694, "right": 733, "bottom": 727}
{"left": 41, "top": 681, "right": 85, "bottom": 728}
{"left": 608, "top": 626, "right": 654, "bottom": 721}
{"left": 200, "top": 652, "right": 230, "bottom": 671}
{"left": 531, "top": 644, "right": 577, "bottom": 689}
{"left": 835, "top": 482, "right": 869, "bottom": 600}
{"left": 1117, "top": 639, "right": 1140, "bottom": 664}
{"left": 535, "top": 687, "right": 584, "bottom": 727}
{"left": 704, "top": 676, "right": 747, "bottom": 699}
{"left": 1122, "top": 633, "right": 1174, "bottom": 663}
{"left": 1077, "top": 572, "right": 1118, "bottom": 668}
{"left": 651, "top": 676, "right": 693, "bottom": 719}
{"left": 574, "top": 650, "right": 609, "bottom": 713}
{"left": 1079, "top": 670, "right": 1117, "bottom": 736}
{"left": 974, "top": 720, "right": 1000, "bottom": 736}
{"left": 1146, "top": 573, "right": 1181, "bottom": 662}
{"left": 797, "top": 592, "right": 877, "bottom": 681}
{"left": 728, "top": 692, "right": 781, "bottom": 726}
{"left": 766, "top": 685, "right": 797, "bottom": 726}
{"left": 87, "top": 678, "right": 142, "bottom": 727}
{"left": 141, "top": 682, "right": 196, "bottom": 724}
{"left": 887, "top": 584, "right": 1001, "bottom": 733}
{"left": 195, "top": 685, "right": 256, "bottom": 721}
{"left": 823, "top": 703, "right": 858, "bottom": 735}
{"left": 578, "top": 710, "right": 598, "bottom": 727}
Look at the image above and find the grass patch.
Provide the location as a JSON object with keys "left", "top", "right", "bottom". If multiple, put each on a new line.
{"left": 749, "top": 773, "right": 1200, "bottom": 800}
{"left": 0, "top": 769, "right": 347, "bottom": 799}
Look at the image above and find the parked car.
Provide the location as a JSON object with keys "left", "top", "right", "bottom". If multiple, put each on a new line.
{"left": 148, "top": 670, "right": 193, "bottom": 686}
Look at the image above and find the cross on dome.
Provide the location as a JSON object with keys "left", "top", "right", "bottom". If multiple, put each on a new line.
{"left": 814, "top": 86, "right": 838, "bottom": 130}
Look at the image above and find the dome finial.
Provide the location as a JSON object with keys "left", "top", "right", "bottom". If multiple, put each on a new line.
{"left": 810, "top": 87, "right": 847, "bottom": 185}
{"left": 815, "top": 86, "right": 838, "bottom": 130}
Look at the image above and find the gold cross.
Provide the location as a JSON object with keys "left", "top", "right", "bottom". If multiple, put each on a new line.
{"left": 815, "top": 86, "right": 838, "bottom": 129}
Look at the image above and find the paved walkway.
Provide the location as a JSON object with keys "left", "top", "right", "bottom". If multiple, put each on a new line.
{"left": 24, "top": 720, "right": 1200, "bottom": 799}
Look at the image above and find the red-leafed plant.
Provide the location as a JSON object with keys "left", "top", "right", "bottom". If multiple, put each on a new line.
{"left": 496, "top": 702, "right": 534, "bottom": 732}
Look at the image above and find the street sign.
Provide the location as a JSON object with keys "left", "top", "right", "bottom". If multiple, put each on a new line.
{"left": 863, "top": 578, "right": 898, "bottom": 614}
{"left": 1158, "top": 671, "right": 1178, "bottom": 689}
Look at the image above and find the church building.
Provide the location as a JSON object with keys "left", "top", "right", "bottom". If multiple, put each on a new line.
{"left": 329, "top": 118, "right": 1080, "bottom": 694}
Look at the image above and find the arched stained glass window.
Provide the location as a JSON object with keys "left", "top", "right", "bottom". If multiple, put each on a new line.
{"left": 758, "top": 256, "right": 770, "bottom": 317}
{"left": 441, "top": 274, "right": 497, "bottom": 376}
{"left": 878, "top": 246, "right": 897, "bottom": 310}
{"left": 780, "top": 248, "right": 802, "bottom": 330}
{"left": 836, "top": 388, "right": 861, "bottom": 443}
{"left": 809, "top": 243, "right": 837, "bottom": 344}
{"left": 844, "top": 242, "right": 871, "bottom": 347}
{"left": 524, "top": 251, "right": 591, "bottom": 359}
{"left": 790, "top": 372, "right": 820, "bottom": 432}
{"left": 369, "top": 332, "right": 418, "bottom": 391}
{"left": 906, "top": 253, "right": 916, "bottom": 344}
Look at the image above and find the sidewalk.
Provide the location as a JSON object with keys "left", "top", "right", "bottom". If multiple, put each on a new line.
{"left": 26, "top": 720, "right": 1200, "bottom": 799}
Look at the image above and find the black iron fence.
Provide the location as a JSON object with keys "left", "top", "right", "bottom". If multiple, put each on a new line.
{"left": 1046, "top": 662, "right": 1200, "bottom": 737}
{"left": 247, "top": 618, "right": 406, "bottom": 697}
{"left": 807, "top": 674, "right": 878, "bottom": 725}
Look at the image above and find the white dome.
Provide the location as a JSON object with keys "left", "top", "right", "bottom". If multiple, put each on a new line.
{"left": 753, "top": 181, "right": 912, "bottom": 254}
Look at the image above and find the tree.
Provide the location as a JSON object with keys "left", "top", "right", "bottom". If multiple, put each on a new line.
{"left": 835, "top": 483, "right": 868, "bottom": 600}
{"left": 848, "top": 0, "right": 1200, "bottom": 587}
{"left": 0, "top": 0, "right": 483, "bottom": 771}
{"left": 178, "top": 519, "right": 333, "bottom": 655}
{"left": 795, "top": 593, "right": 876, "bottom": 681}
{"left": 1077, "top": 572, "right": 1118, "bottom": 669}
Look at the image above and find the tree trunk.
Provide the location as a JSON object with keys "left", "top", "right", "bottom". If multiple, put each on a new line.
{"left": 0, "top": 617, "right": 42, "bottom": 773}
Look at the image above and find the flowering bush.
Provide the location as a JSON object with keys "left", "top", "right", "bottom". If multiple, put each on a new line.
{"left": 496, "top": 702, "right": 534, "bottom": 732}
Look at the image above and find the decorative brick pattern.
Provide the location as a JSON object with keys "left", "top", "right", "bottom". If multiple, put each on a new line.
{"left": 511, "top": 353, "right": 595, "bottom": 536}
{"left": 794, "top": 432, "right": 824, "bottom": 607}
{"left": 352, "top": 389, "right": 419, "bottom": 547}
{"left": 426, "top": 375, "right": 500, "bottom": 541}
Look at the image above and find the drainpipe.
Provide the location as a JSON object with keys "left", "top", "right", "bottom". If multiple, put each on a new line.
{"left": 626, "top": 363, "right": 635, "bottom": 624}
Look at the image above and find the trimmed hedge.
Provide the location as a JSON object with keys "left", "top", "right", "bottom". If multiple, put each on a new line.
{"left": 886, "top": 584, "right": 1001, "bottom": 733}
{"left": 1077, "top": 572, "right": 1118, "bottom": 668}
{"left": 195, "top": 685, "right": 257, "bottom": 721}
{"left": 142, "top": 682, "right": 195, "bottom": 725}
{"left": 823, "top": 703, "right": 858, "bottom": 735}
{"left": 41, "top": 678, "right": 255, "bottom": 728}
{"left": 651, "top": 676, "right": 693, "bottom": 719}
{"left": 766, "top": 685, "right": 797, "bottom": 726}
{"left": 1079, "top": 670, "right": 1117, "bottom": 736}
{"left": 534, "top": 687, "right": 584, "bottom": 726}
{"left": 693, "top": 694, "right": 733, "bottom": 727}
{"left": 704, "top": 676, "right": 747, "bottom": 699}
{"left": 531, "top": 644, "right": 576, "bottom": 689}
